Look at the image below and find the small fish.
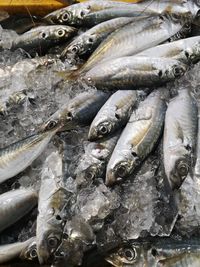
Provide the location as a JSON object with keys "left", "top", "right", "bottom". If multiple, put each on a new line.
{"left": 40, "top": 91, "right": 110, "bottom": 132}
{"left": 36, "top": 151, "right": 69, "bottom": 264}
{"left": 20, "top": 237, "right": 38, "bottom": 261}
{"left": 43, "top": 0, "right": 134, "bottom": 26}
{"left": 88, "top": 90, "right": 137, "bottom": 141}
{"left": 0, "top": 237, "right": 36, "bottom": 264}
{"left": 105, "top": 238, "right": 200, "bottom": 267}
{"left": 0, "top": 122, "right": 59, "bottom": 184}
{"left": 84, "top": 57, "right": 187, "bottom": 90}
{"left": 194, "top": 104, "right": 200, "bottom": 177}
{"left": 75, "top": 132, "right": 120, "bottom": 186}
{"left": 11, "top": 25, "right": 77, "bottom": 54}
{"left": 0, "top": 188, "right": 37, "bottom": 233}
{"left": 106, "top": 90, "right": 166, "bottom": 186}
{"left": 163, "top": 88, "right": 197, "bottom": 190}
{"left": 80, "top": 13, "right": 187, "bottom": 73}
{"left": 61, "top": 17, "right": 137, "bottom": 60}
{"left": 136, "top": 36, "right": 200, "bottom": 65}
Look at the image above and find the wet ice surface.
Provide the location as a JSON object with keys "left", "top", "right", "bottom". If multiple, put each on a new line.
{"left": 1, "top": 48, "right": 200, "bottom": 264}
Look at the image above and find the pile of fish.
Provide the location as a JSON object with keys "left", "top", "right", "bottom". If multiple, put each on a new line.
{"left": 1, "top": 0, "right": 200, "bottom": 266}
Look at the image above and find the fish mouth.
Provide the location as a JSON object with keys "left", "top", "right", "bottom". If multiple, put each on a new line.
{"left": 37, "top": 247, "right": 51, "bottom": 265}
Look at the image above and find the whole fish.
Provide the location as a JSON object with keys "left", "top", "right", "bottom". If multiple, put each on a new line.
{"left": 163, "top": 88, "right": 197, "bottom": 190}
{"left": 194, "top": 104, "right": 200, "bottom": 177}
{"left": 136, "top": 36, "right": 200, "bottom": 65}
{"left": 88, "top": 91, "right": 137, "bottom": 141}
{"left": 43, "top": 0, "right": 136, "bottom": 26}
{"left": 75, "top": 132, "right": 120, "bottom": 186}
{"left": 61, "top": 17, "right": 137, "bottom": 60}
{"left": 0, "top": 122, "right": 60, "bottom": 184}
{"left": 20, "top": 237, "right": 38, "bottom": 261}
{"left": 105, "top": 238, "right": 200, "bottom": 267}
{"left": 40, "top": 91, "right": 110, "bottom": 132}
{"left": 11, "top": 25, "right": 77, "bottom": 53}
{"left": 84, "top": 57, "right": 187, "bottom": 90}
{"left": 0, "top": 188, "right": 37, "bottom": 232}
{"left": 36, "top": 151, "right": 69, "bottom": 264}
{"left": 106, "top": 90, "right": 166, "bottom": 186}
{"left": 0, "top": 237, "right": 35, "bottom": 264}
{"left": 80, "top": 13, "right": 187, "bottom": 73}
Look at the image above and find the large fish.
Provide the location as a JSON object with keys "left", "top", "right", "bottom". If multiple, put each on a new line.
{"left": 0, "top": 121, "right": 60, "bottom": 184}
{"left": 36, "top": 151, "right": 69, "bottom": 264}
{"left": 105, "top": 238, "right": 200, "bottom": 267}
{"left": 11, "top": 25, "right": 77, "bottom": 54}
{"left": 84, "top": 57, "right": 187, "bottom": 90}
{"left": 106, "top": 90, "right": 166, "bottom": 186}
{"left": 136, "top": 36, "right": 200, "bottom": 65}
{"left": 39, "top": 91, "right": 110, "bottom": 132}
{"left": 0, "top": 188, "right": 37, "bottom": 232}
{"left": 88, "top": 90, "right": 137, "bottom": 141}
{"left": 80, "top": 13, "right": 187, "bottom": 73}
{"left": 163, "top": 88, "right": 197, "bottom": 189}
{"left": 61, "top": 17, "right": 137, "bottom": 60}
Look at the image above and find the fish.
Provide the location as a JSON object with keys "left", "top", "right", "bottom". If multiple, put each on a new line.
{"left": 0, "top": 188, "right": 37, "bottom": 233}
{"left": 84, "top": 57, "right": 187, "bottom": 90}
{"left": 136, "top": 36, "right": 200, "bottom": 65}
{"left": 0, "top": 237, "right": 36, "bottom": 264}
{"left": 11, "top": 25, "right": 77, "bottom": 54}
{"left": 60, "top": 17, "right": 137, "bottom": 60}
{"left": 43, "top": 0, "right": 136, "bottom": 26}
{"left": 20, "top": 237, "right": 38, "bottom": 261}
{"left": 39, "top": 91, "right": 110, "bottom": 132}
{"left": 80, "top": 13, "right": 187, "bottom": 74}
{"left": 194, "top": 104, "right": 200, "bottom": 177}
{"left": 75, "top": 132, "right": 120, "bottom": 187}
{"left": 36, "top": 151, "right": 69, "bottom": 264}
{"left": 105, "top": 238, "right": 200, "bottom": 267}
{"left": 106, "top": 90, "right": 166, "bottom": 186}
{"left": 0, "top": 122, "right": 60, "bottom": 184}
{"left": 88, "top": 91, "right": 137, "bottom": 141}
{"left": 163, "top": 88, "right": 197, "bottom": 190}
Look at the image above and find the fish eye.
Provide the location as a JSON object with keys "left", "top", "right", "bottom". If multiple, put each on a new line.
{"left": 116, "top": 164, "right": 128, "bottom": 178}
{"left": 86, "top": 169, "right": 96, "bottom": 180}
{"left": 47, "top": 237, "right": 59, "bottom": 248}
{"left": 61, "top": 12, "right": 70, "bottom": 22}
{"left": 98, "top": 125, "right": 108, "bottom": 135}
{"left": 170, "top": 13, "right": 181, "bottom": 22}
{"left": 185, "top": 51, "right": 190, "bottom": 59}
{"left": 177, "top": 161, "right": 189, "bottom": 177}
{"left": 123, "top": 248, "right": 137, "bottom": 261}
{"left": 56, "top": 29, "right": 65, "bottom": 37}
{"left": 45, "top": 120, "right": 58, "bottom": 131}
{"left": 70, "top": 45, "right": 79, "bottom": 53}
{"left": 195, "top": 0, "right": 200, "bottom": 7}
{"left": 30, "top": 248, "right": 38, "bottom": 259}
{"left": 41, "top": 32, "right": 47, "bottom": 39}
{"left": 172, "top": 66, "right": 185, "bottom": 77}
{"left": 80, "top": 10, "right": 86, "bottom": 18}
{"left": 88, "top": 37, "right": 94, "bottom": 44}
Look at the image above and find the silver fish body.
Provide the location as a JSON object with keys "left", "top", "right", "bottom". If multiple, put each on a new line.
{"left": 40, "top": 91, "right": 110, "bottom": 132}
{"left": 106, "top": 90, "right": 166, "bottom": 186}
{"left": 61, "top": 17, "right": 136, "bottom": 60}
{"left": 84, "top": 57, "right": 187, "bottom": 90}
{"left": 44, "top": 0, "right": 132, "bottom": 26}
{"left": 75, "top": 132, "right": 120, "bottom": 186}
{"left": 0, "top": 127, "right": 58, "bottom": 184}
{"left": 11, "top": 25, "right": 77, "bottom": 53}
{"left": 105, "top": 238, "right": 200, "bottom": 267}
{"left": 136, "top": 36, "right": 200, "bottom": 65}
{"left": 81, "top": 13, "right": 186, "bottom": 73}
{"left": 88, "top": 90, "right": 137, "bottom": 141}
{"left": 36, "top": 151, "right": 68, "bottom": 264}
{"left": 0, "top": 237, "right": 35, "bottom": 264}
{"left": 163, "top": 88, "right": 197, "bottom": 190}
{"left": 194, "top": 104, "right": 200, "bottom": 177}
{"left": 0, "top": 188, "right": 37, "bottom": 232}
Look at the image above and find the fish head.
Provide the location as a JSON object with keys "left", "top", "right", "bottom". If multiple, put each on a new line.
{"left": 106, "top": 151, "right": 138, "bottom": 186}
{"left": 163, "top": 61, "right": 187, "bottom": 81}
{"left": 166, "top": 144, "right": 190, "bottom": 189}
{"left": 89, "top": 120, "right": 114, "bottom": 141}
{"left": 44, "top": 26, "right": 77, "bottom": 43}
{"left": 44, "top": 9, "right": 74, "bottom": 25}
{"left": 105, "top": 243, "right": 152, "bottom": 267}
{"left": 20, "top": 240, "right": 38, "bottom": 261}
{"left": 37, "top": 226, "right": 63, "bottom": 264}
{"left": 186, "top": 40, "right": 200, "bottom": 64}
